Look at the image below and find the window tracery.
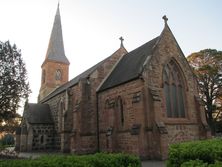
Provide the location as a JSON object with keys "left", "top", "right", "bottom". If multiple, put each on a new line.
{"left": 163, "top": 60, "right": 185, "bottom": 118}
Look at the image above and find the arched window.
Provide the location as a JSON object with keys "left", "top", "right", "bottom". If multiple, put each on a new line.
{"left": 42, "top": 70, "right": 46, "bottom": 83}
{"left": 58, "top": 100, "right": 65, "bottom": 132}
{"left": 117, "top": 96, "right": 124, "bottom": 126}
{"left": 40, "top": 135, "right": 44, "bottom": 144}
{"left": 163, "top": 60, "right": 185, "bottom": 118}
{"left": 55, "top": 69, "right": 62, "bottom": 80}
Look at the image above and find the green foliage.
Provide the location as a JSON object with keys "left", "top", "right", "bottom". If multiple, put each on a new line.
{"left": 187, "top": 49, "right": 222, "bottom": 134}
{"left": 0, "top": 41, "right": 30, "bottom": 124}
{"left": 0, "top": 134, "right": 14, "bottom": 146}
{"left": 167, "top": 139, "right": 222, "bottom": 167}
{"left": 181, "top": 160, "right": 208, "bottom": 167}
{"left": 0, "top": 153, "right": 141, "bottom": 167}
{"left": 208, "top": 161, "right": 222, "bottom": 167}
{"left": 180, "top": 160, "right": 222, "bottom": 167}
{"left": 0, "top": 116, "right": 21, "bottom": 134}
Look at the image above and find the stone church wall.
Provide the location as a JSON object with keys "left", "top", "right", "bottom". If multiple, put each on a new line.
{"left": 31, "top": 124, "right": 55, "bottom": 150}
{"left": 97, "top": 25, "right": 210, "bottom": 160}
{"left": 42, "top": 92, "right": 66, "bottom": 150}
{"left": 40, "top": 47, "right": 127, "bottom": 153}
{"left": 29, "top": 20, "right": 210, "bottom": 159}
{"left": 39, "top": 61, "right": 69, "bottom": 101}
{"left": 141, "top": 25, "right": 211, "bottom": 159}
{"left": 98, "top": 79, "right": 147, "bottom": 156}
{"left": 69, "top": 47, "right": 127, "bottom": 154}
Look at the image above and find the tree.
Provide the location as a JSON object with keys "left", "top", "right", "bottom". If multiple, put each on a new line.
{"left": 0, "top": 41, "right": 30, "bottom": 125}
{"left": 0, "top": 133, "right": 15, "bottom": 146}
{"left": 0, "top": 113, "right": 22, "bottom": 133}
{"left": 187, "top": 49, "right": 222, "bottom": 134}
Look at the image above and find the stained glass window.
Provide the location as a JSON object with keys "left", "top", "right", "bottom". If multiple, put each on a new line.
{"left": 163, "top": 60, "right": 186, "bottom": 118}
{"left": 178, "top": 86, "right": 185, "bottom": 117}
{"left": 164, "top": 82, "right": 171, "bottom": 117}
{"left": 171, "top": 84, "right": 178, "bottom": 117}
{"left": 117, "top": 97, "right": 124, "bottom": 126}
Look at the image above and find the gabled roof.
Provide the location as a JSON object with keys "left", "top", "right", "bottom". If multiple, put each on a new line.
{"left": 40, "top": 47, "right": 127, "bottom": 103}
{"left": 24, "top": 103, "right": 53, "bottom": 124}
{"left": 44, "top": 4, "right": 69, "bottom": 65}
{"left": 98, "top": 36, "right": 159, "bottom": 92}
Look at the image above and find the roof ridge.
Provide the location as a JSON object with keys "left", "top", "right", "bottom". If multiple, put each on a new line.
{"left": 40, "top": 47, "right": 126, "bottom": 103}
{"left": 98, "top": 36, "right": 159, "bottom": 92}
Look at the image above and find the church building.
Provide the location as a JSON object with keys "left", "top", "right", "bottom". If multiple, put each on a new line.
{"left": 16, "top": 5, "right": 210, "bottom": 159}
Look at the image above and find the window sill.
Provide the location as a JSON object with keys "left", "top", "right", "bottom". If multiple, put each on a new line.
{"left": 162, "top": 118, "right": 197, "bottom": 125}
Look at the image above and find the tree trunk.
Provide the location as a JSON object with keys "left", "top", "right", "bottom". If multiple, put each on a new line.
{"left": 207, "top": 111, "right": 216, "bottom": 135}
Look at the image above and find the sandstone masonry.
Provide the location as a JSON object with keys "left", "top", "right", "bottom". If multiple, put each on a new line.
{"left": 16, "top": 7, "right": 210, "bottom": 160}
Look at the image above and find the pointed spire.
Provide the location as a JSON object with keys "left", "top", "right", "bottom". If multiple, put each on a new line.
{"left": 45, "top": 4, "right": 69, "bottom": 64}
{"left": 56, "top": 2, "right": 60, "bottom": 15}
{"left": 119, "top": 36, "right": 124, "bottom": 47}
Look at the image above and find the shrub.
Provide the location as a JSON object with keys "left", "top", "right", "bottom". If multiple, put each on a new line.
{"left": 180, "top": 160, "right": 222, "bottom": 167}
{"left": 0, "top": 153, "right": 141, "bottom": 167}
{"left": 0, "top": 134, "right": 14, "bottom": 146}
{"left": 167, "top": 138, "right": 222, "bottom": 167}
{"left": 181, "top": 160, "right": 208, "bottom": 167}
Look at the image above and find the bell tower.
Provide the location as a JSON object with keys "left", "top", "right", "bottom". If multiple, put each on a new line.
{"left": 39, "top": 4, "right": 69, "bottom": 101}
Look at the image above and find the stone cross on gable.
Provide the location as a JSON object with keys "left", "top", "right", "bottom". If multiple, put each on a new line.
{"left": 119, "top": 36, "right": 124, "bottom": 47}
{"left": 162, "top": 15, "right": 168, "bottom": 24}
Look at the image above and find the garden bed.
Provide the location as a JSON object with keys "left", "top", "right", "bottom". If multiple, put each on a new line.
{"left": 167, "top": 138, "right": 222, "bottom": 167}
{"left": 0, "top": 153, "right": 141, "bottom": 167}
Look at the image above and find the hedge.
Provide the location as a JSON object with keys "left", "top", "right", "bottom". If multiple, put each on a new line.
{"left": 167, "top": 138, "right": 222, "bottom": 167}
{"left": 0, "top": 153, "right": 141, "bottom": 167}
{"left": 181, "top": 160, "right": 222, "bottom": 167}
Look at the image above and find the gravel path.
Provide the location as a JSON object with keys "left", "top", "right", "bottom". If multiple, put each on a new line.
{"left": 142, "top": 160, "right": 165, "bottom": 167}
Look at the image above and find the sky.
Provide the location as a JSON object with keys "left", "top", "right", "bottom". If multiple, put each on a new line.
{"left": 0, "top": 0, "right": 222, "bottom": 113}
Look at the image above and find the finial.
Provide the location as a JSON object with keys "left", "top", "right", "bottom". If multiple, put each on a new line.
{"left": 57, "top": 0, "right": 60, "bottom": 9}
{"left": 162, "top": 15, "right": 168, "bottom": 24}
{"left": 119, "top": 36, "right": 124, "bottom": 47}
{"left": 56, "top": 1, "right": 60, "bottom": 16}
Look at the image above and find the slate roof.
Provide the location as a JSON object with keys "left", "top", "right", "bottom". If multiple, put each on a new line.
{"left": 45, "top": 4, "right": 69, "bottom": 64}
{"left": 24, "top": 103, "right": 53, "bottom": 124}
{"left": 98, "top": 36, "right": 159, "bottom": 92}
{"left": 40, "top": 47, "right": 127, "bottom": 103}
